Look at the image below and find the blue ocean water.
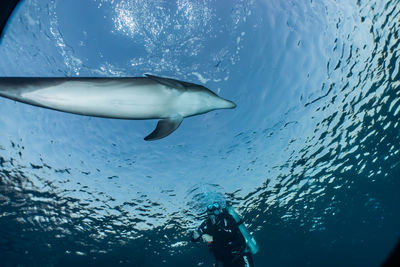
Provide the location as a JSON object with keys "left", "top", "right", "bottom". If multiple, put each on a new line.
{"left": 0, "top": 0, "right": 399, "bottom": 266}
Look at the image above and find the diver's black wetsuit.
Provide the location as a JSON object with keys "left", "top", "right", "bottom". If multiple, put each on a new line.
{"left": 192, "top": 209, "right": 254, "bottom": 267}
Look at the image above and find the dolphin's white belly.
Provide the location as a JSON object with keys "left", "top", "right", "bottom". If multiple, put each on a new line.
{"left": 19, "top": 80, "right": 178, "bottom": 119}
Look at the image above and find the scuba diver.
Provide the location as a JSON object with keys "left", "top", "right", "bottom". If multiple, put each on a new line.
{"left": 191, "top": 202, "right": 258, "bottom": 267}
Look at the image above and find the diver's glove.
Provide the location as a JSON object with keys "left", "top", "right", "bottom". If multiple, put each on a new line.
{"left": 191, "top": 229, "right": 201, "bottom": 242}
{"left": 201, "top": 234, "right": 213, "bottom": 244}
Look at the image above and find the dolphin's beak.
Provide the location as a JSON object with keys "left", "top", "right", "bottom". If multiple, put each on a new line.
{"left": 210, "top": 96, "right": 236, "bottom": 110}
{"left": 223, "top": 99, "right": 236, "bottom": 109}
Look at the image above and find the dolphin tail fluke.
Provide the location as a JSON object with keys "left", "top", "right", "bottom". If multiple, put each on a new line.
{"left": 144, "top": 115, "right": 183, "bottom": 141}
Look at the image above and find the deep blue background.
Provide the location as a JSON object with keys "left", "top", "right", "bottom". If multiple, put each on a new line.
{"left": 0, "top": 0, "right": 399, "bottom": 266}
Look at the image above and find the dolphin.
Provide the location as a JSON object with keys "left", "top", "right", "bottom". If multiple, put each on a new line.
{"left": 0, "top": 74, "right": 236, "bottom": 140}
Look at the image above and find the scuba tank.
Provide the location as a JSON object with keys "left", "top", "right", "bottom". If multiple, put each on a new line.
{"left": 226, "top": 206, "right": 260, "bottom": 255}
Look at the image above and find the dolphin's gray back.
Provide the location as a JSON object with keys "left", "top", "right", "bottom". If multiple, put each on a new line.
{"left": 0, "top": 77, "right": 155, "bottom": 99}
{"left": 0, "top": 77, "right": 150, "bottom": 90}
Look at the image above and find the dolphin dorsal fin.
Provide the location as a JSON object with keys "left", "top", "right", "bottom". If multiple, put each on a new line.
{"left": 144, "top": 115, "right": 184, "bottom": 141}
{"left": 145, "top": 74, "right": 186, "bottom": 90}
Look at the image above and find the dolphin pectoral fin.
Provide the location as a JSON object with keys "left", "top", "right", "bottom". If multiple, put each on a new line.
{"left": 144, "top": 116, "right": 184, "bottom": 141}
{"left": 145, "top": 74, "right": 186, "bottom": 91}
